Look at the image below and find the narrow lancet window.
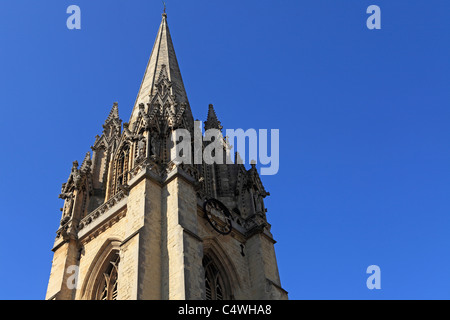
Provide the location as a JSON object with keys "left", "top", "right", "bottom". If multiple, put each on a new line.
{"left": 96, "top": 255, "right": 120, "bottom": 300}
{"left": 203, "top": 255, "right": 229, "bottom": 300}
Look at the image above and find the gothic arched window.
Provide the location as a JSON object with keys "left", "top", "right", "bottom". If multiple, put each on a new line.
{"left": 111, "top": 145, "right": 130, "bottom": 196}
{"left": 95, "top": 254, "right": 120, "bottom": 300}
{"left": 203, "top": 255, "right": 229, "bottom": 300}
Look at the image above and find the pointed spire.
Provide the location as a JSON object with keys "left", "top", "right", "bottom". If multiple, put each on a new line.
{"left": 205, "top": 104, "right": 223, "bottom": 131}
{"left": 72, "top": 160, "right": 79, "bottom": 172}
{"left": 80, "top": 152, "right": 92, "bottom": 173}
{"left": 102, "top": 102, "right": 122, "bottom": 135}
{"left": 129, "top": 12, "right": 191, "bottom": 126}
{"left": 104, "top": 102, "right": 120, "bottom": 125}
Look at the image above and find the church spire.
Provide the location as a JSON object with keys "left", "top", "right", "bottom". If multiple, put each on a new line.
{"left": 129, "top": 12, "right": 192, "bottom": 127}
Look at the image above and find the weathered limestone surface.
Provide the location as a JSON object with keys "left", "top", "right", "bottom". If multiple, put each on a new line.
{"left": 45, "top": 12, "right": 288, "bottom": 301}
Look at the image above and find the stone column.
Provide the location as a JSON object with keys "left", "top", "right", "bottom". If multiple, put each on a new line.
{"left": 161, "top": 167, "right": 204, "bottom": 300}
{"left": 246, "top": 229, "right": 288, "bottom": 300}
{"left": 123, "top": 168, "right": 163, "bottom": 300}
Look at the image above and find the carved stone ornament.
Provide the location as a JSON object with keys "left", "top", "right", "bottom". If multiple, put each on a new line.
{"left": 150, "top": 132, "right": 161, "bottom": 158}
{"left": 203, "top": 198, "right": 232, "bottom": 235}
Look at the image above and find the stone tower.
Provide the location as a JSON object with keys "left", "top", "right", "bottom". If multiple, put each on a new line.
{"left": 45, "top": 13, "right": 288, "bottom": 300}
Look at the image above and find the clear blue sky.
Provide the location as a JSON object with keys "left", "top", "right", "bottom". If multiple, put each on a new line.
{"left": 1, "top": 0, "right": 449, "bottom": 300}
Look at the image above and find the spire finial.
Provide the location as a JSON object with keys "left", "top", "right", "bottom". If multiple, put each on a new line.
{"left": 162, "top": 1, "right": 166, "bottom": 14}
